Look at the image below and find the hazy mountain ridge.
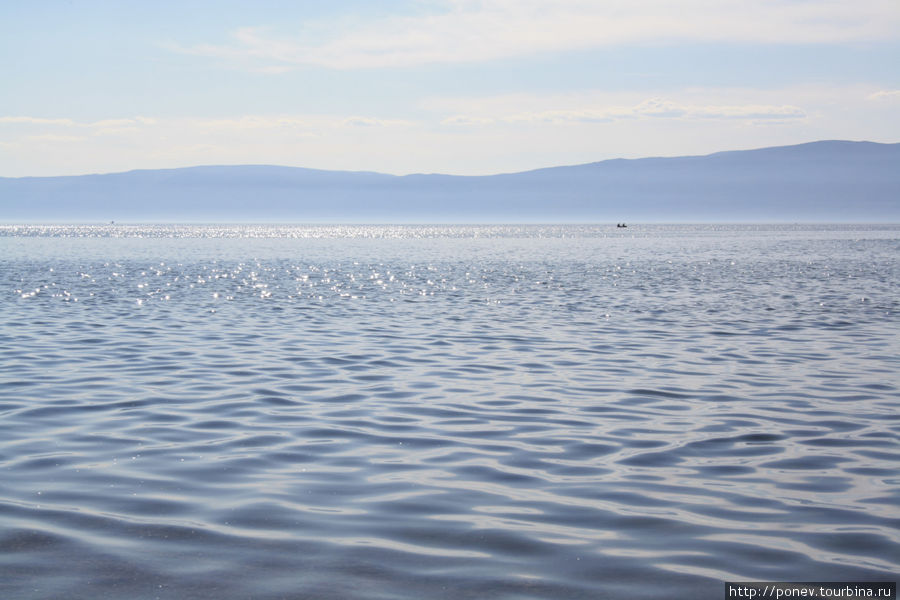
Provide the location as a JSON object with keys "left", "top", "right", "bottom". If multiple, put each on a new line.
{"left": 2, "top": 140, "right": 898, "bottom": 222}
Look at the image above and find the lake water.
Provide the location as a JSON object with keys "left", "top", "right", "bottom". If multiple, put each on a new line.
{"left": 1, "top": 224, "right": 898, "bottom": 599}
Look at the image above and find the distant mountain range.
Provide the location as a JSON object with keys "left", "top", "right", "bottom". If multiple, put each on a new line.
{"left": 1, "top": 140, "right": 898, "bottom": 222}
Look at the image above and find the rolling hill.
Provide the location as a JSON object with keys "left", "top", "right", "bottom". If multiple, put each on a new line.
{"left": 1, "top": 140, "right": 897, "bottom": 222}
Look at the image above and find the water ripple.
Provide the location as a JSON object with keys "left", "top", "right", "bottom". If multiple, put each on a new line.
{"left": 0, "top": 224, "right": 897, "bottom": 599}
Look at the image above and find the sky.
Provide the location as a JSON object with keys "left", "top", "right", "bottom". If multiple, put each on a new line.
{"left": 1, "top": 0, "right": 899, "bottom": 177}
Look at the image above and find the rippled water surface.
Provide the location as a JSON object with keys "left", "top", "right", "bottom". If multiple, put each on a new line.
{"left": 1, "top": 224, "right": 898, "bottom": 599}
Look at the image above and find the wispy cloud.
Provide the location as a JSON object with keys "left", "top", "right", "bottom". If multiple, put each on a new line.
{"left": 633, "top": 99, "right": 806, "bottom": 120}
{"left": 0, "top": 84, "right": 894, "bottom": 177}
{"left": 0, "top": 116, "right": 78, "bottom": 126}
{"left": 192, "top": 114, "right": 413, "bottom": 133}
{"left": 0, "top": 116, "right": 156, "bottom": 130}
{"left": 868, "top": 90, "right": 900, "bottom": 101}
{"left": 442, "top": 97, "right": 806, "bottom": 125}
{"left": 441, "top": 115, "right": 499, "bottom": 126}
{"left": 0, "top": 114, "right": 410, "bottom": 135}
{"left": 169, "top": 0, "right": 900, "bottom": 70}
{"left": 24, "top": 134, "right": 87, "bottom": 143}
{"left": 0, "top": 113, "right": 421, "bottom": 175}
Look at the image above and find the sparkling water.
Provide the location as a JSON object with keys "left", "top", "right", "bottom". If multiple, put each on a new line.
{"left": 1, "top": 224, "right": 897, "bottom": 599}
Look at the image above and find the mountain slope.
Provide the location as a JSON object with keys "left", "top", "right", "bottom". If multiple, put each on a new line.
{"left": 1, "top": 141, "right": 897, "bottom": 222}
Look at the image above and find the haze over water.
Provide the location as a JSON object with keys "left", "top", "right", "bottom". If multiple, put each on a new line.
{"left": 1, "top": 224, "right": 898, "bottom": 599}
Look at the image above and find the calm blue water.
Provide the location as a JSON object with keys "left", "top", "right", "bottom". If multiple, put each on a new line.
{"left": 1, "top": 224, "right": 898, "bottom": 599}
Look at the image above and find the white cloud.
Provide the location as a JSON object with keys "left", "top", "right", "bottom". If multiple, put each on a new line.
{"left": 868, "top": 90, "right": 900, "bottom": 101}
{"left": 0, "top": 116, "right": 78, "bottom": 126}
{"left": 442, "top": 96, "right": 806, "bottom": 125}
{"left": 642, "top": 100, "right": 806, "bottom": 120}
{"left": 0, "top": 114, "right": 410, "bottom": 135}
{"left": 0, "top": 85, "right": 895, "bottom": 177}
{"left": 190, "top": 114, "right": 413, "bottom": 133}
{"left": 0, "top": 116, "right": 148, "bottom": 129}
{"left": 91, "top": 118, "right": 141, "bottom": 128}
{"left": 171, "top": 0, "right": 900, "bottom": 70}
{"left": 93, "top": 127, "right": 142, "bottom": 137}
{"left": 441, "top": 115, "right": 496, "bottom": 126}
{"left": 0, "top": 113, "right": 422, "bottom": 176}
{"left": 501, "top": 109, "right": 615, "bottom": 124}
{"left": 24, "top": 134, "right": 87, "bottom": 143}
{"left": 195, "top": 115, "right": 315, "bottom": 131}
{"left": 345, "top": 116, "right": 412, "bottom": 128}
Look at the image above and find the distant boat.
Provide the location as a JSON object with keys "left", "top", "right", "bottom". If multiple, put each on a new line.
{"left": 617, "top": 223, "right": 627, "bottom": 228}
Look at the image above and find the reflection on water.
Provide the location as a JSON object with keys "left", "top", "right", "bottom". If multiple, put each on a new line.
{"left": 1, "top": 224, "right": 898, "bottom": 599}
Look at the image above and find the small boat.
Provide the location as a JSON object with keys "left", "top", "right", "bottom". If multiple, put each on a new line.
{"left": 616, "top": 223, "right": 627, "bottom": 228}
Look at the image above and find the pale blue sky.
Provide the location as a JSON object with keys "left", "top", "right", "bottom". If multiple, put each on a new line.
{"left": 2, "top": 0, "right": 898, "bottom": 176}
